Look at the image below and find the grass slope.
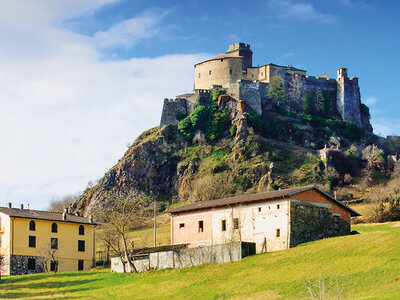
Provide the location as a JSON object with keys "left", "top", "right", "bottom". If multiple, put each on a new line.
{"left": 2, "top": 222, "right": 400, "bottom": 299}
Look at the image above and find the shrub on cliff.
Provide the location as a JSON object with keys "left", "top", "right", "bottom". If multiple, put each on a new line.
{"left": 246, "top": 110, "right": 271, "bottom": 136}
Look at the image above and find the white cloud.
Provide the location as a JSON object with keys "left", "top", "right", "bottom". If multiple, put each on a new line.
{"left": 364, "top": 96, "right": 378, "bottom": 106}
{"left": 93, "top": 10, "right": 169, "bottom": 48}
{"left": 267, "top": 0, "right": 337, "bottom": 24}
{"left": 371, "top": 118, "right": 400, "bottom": 137}
{"left": 0, "top": 2, "right": 208, "bottom": 209}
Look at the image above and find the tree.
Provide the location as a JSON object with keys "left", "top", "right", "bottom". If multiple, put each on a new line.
{"left": 303, "top": 92, "right": 316, "bottom": 115}
{"left": 267, "top": 74, "right": 286, "bottom": 105}
{"left": 94, "top": 192, "right": 147, "bottom": 273}
{"left": 48, "top": 194, "right": 78, "bottom": 212}
{"left": 39, "top": 243, "right": 59, "bottom": 273}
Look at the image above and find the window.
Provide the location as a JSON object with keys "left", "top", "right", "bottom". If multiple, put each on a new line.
{"left": 258, "top": 207, "right": 262, "bottom": 212}
{"left": 198, "top": 220, "right": 204, "bottom": 233}
{"left": 233, "top": 218, "right": 239, "bottom": 230}
{"left": 198, "top": 73, "right": 201, "bottom": 78}
{"left": 179, "top": 223, "right": 185, "bottom": 229}
{"left": 51, "top": 223, "right": 58, "bottom": 233}
{"left": 277, "top": 204, "right": 280, "bottom": 209}
{"left": 0, "top": 235, "right": 2, "bottom": 247}
{"left": 79, "top": 225, "right": 85, "bottom": 235}
{"left": 28, "top": 258, "right": 36, "bottom": 270}
{"left": 209, "top": 70, "right": 212, "bottom": 75}
{"left": 78, "top": 260, "right": 84, "bottom": 271}
{"left": 252, "top": 74, "right": 254, "bottom": 78}
{"left": 319, "top": 210, "right": 326, "bottom": 222}
{"left": 78, "top": 240, "right": 85, "bottom": 252}
{"left": 229, "top": 69, "right": 233, "bottom": 74}
{"left": 334, "top": 215, "right": 340, "bottom": 231}
{"left": 29, "top": 236, "right": 36, "bottom": 248}
{"left": 50, "top": 261, "right": 58, "bottom": 272}
{"left": 51, "top": 238, "right": 58, "bottom": 249}
{"left": 276, "top": 229, "right": 280, "bottom": 237}
{"left": 261, "top": 72, "right": 264, "bottom": 77}
{"left": 221, "top": 219, "right": 226, "bottom": 231}
{"left": 29, "top": 220, "right": 36, "bottom": 231}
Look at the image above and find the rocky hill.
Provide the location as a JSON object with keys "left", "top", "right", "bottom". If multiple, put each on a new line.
{"left": 70, "top": 90, "right": 400, "bottom": 216}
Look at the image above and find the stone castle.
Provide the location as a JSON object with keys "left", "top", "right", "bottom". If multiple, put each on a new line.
{"left": 160, "top": 43, "right": 371, "bottom": 131}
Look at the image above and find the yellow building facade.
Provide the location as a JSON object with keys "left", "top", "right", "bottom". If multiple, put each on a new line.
{"left": 0, "top": 205, "right": 96, "bottom": 275}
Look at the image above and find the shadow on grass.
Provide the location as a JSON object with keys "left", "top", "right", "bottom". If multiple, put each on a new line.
{"left": 1, "top": 271, "right": 98, "bottom": 285}
{"left": 0, "top": 279, "right": 100, "bottom": 299}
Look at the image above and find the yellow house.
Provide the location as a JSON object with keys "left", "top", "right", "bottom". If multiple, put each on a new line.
{"left": 0, "top": 204, "right": 97, "bottom": 275}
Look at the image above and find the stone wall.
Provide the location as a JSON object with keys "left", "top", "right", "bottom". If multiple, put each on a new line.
{"left": 337, "top": 77, "right": 362, "bottom": 126}
{"left": 289, "top": 200, "right": 350, "bottom": 248}
{"left": 10, "top": 255, "right": 44, "bottom": 275}
{"left": 160, "top": 98, "right": 188, "bottom": 126}
{"left": 111, "top": 242, "right": 256, "bottom": 273}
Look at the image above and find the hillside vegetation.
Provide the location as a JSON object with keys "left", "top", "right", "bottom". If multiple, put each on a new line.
{"left": 2, "top": 222, "right": 400, "bottom": 299}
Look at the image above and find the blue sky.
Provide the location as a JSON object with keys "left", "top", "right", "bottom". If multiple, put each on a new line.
{"left": 0, "top": 0, "right": 399, "bottom": 209}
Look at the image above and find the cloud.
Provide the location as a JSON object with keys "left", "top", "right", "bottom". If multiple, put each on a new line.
{"left": 337, "top": 0, "right": 369, "bottom": 9}
{"left": 371, "top": 118, "right": 400, "bottom": 137}
{"left": 267, "top": 0, "right": 337, "bottom": 24}
{"left": 0, "top": 2, "right": 208, "bottom": 209}
{"left": 93, "top": 10, "right": 169, "bottom": 49}
{"left": 364, "top": 96, "right": 378, "bottom": 106}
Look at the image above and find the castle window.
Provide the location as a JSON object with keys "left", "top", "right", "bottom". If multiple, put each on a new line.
{"left": 29, "top": 236, "right": 36, "bottom": 248}
{"left": 79, "top": 225, "right": 85, "bottom": 235}
{"left": 179, "top": 223, "right": 185, "bottom": 229}
{"left": 258, "top": 207, "right": 262, "bottom": 212}
{"left": 51, "top": 238, "right": 58, "bottom": 249}
{"left": 78, "top": 240, "right": 85, "bottom": 252}
{"left": 277, "top": 204, "right": 280, "bottom": 209}
{"left": 276, "top": 229, "right": 280, "bottom": 237}
{"left": 28, "top": 258, "right": 36, "bottom": 270}
{"left": 209, "top": 70, "right": 212, "bottom": 75}
{"left": 252, "top": 74, "right": 254, "bottom": 78}
{"left": 221, "top": 219, "right": 226, "bottom": 231}
{"left": 29, "top": 220, "right": 36, "bottom": 231}
{"left": 229, "top": 69, "right": 232, "bottom": 74}
{"left": 198, "top": 220, "right": 204, "bottom": 233}
{"left": 198, "top": 73, "right": 201, "bottom": 78}
{"left": 51, "top": 223, "right": 58, "bottom": 233}
{"left": 233, "top": 218, "right": 239, "bottom": 230}
{"left": 261, "top": 72, "right": 264, "bottom": 77}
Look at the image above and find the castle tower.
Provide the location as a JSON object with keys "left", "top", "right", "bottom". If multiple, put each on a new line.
{"left": 336, "top": 67, "right": 362, "bottom": 126}
{"left": 226, "top": 43, "right": 253, "bottom": 70}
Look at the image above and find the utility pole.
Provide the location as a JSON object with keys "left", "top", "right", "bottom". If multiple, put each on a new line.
{"left": 153, "top": 198, "right": 157, "bottom": 248}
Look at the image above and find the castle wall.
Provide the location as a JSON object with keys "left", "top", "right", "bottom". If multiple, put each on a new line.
{"left": 224, "top": 80, "right": 264, "bottom": 115}
{"left": 194, "top": 57, "right": 243, "bottom": 90}
{"left": 160, "top": 98, "right": 188, "bottom": 126}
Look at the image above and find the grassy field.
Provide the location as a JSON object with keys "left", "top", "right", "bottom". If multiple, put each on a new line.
{"left": 2, "top": 222, "right": 400, "bottom": 299}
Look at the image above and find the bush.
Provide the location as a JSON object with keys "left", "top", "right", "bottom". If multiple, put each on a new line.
{"left": 267, "top": 75, "right": 286, "bottom": 105}
{"left": 343, "top": 122, "right": 363, "bottom": 141}
{"left": 303, "top": 92, "right": 316, "bottom": 115}
{"left": 230, "top": 124, "right": 237, "bottom": 137}
{"left": 175, "top": 111, "right": 187, "bottom": 121}
{"left": 246, "top": 110, "right": 271, "bottom": 136}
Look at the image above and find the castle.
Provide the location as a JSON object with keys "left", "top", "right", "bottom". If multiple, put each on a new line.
{"left": 160, "top": 43, "right": 371, "bottom": 131}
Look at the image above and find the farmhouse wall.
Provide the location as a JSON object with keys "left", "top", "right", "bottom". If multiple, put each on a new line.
{"left": 10, "top": 255, "right": 44, "bottom": 275}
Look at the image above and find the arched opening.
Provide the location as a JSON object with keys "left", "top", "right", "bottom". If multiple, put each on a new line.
{"left": 29, "top": 220, "right": 36, "bottom": 231}
{"left": 51, "top": 223, "right": 58, "bottom": 233}
{"left": 79, "top": 225, "right": 84, "bottom": 235}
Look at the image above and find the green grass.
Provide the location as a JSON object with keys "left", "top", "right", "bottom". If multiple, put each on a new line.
{"left": 2, "top": 222, "right": 400, "bottom": 299}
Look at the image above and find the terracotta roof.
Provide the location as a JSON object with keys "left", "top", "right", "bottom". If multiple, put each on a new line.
{"left": 167, "top": 186, "right": 360, "bottom": 217}
{"left": 0, "top": 207, "right": 97, "bottom": 225}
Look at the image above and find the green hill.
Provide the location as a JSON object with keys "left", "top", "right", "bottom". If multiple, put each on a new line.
{"left": 2, "top": 222, "right": 400, "bottom": 299}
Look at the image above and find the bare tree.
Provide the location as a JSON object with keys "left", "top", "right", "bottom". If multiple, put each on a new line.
{"left": 39, "top": 243, "right": 59, "bottom": 273}
{"left": 95, "top": 192, "right": 147, "bottom": 273}
{"left": 97, "top": 225, "right": 127, "bottom": 272}
{"left": 48, "top": 194, "right": 78, "bottom": 212}
{"left": 304, "top": 273, "right": 344, "bottom": 299}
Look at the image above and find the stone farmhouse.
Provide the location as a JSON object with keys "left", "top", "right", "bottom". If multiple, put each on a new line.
{"left": 168, "top": 186, "right": 360, "bottom": 253}
{"left": 160, "top": 43, "right": 371, "bottom": 131}
{"left": 0, "top": 205, "right": 96, "bottom": 275}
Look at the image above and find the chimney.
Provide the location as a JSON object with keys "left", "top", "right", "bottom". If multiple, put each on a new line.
{"left": 20, "top": 204, "right": 24, "bottom": 210}
{"left": 88, "top": 215, "right": 93, "bottom": 223}
{"left": 8, "top": 202, "right": 12, "bottom": 208}
{"left": 62, "top": 212, "right": 66, "bottom": 220}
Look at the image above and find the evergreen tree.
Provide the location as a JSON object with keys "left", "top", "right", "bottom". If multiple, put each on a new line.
{"left": 267, "top": 75, "right": 286, "bottom": 105}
